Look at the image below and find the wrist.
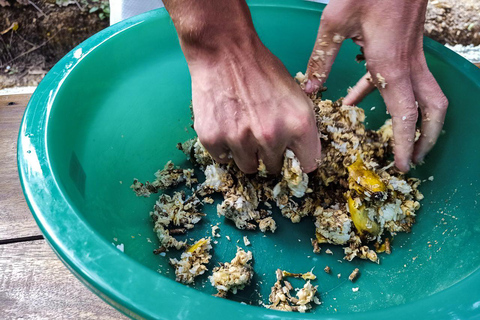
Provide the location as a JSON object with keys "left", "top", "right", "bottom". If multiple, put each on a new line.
{"left": 180, "top": 25, "right": 263, "bottom": 67}
{"left": 165, "top": 0, "right": 260, "bottom": 65}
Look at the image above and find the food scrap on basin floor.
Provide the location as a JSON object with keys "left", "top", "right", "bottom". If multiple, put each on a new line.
{"left": 210, "top": 247, "right": 254, "bottom": 297}
{"left": 170, "top": 237, "right": 212, "bottom": 284}
{"left": 130, "top": 75, "right": 424, "bottom": 311}
{"left": 266, "top": 269, "right": 321, "bottom": 313}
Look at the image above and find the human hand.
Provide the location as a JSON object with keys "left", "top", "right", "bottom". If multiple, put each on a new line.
{"left": 165, "top": 0, "right": 321, "bottom": 174}
{"left": 304, "top": 0, "right": 448, "bottom": 172}
{"left": 187, "top": 36, "right": 321, "bottom": 174}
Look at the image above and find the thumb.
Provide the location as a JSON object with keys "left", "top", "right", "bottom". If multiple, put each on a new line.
{"left": 343, "top": 72, "right": 377, "bottom": 106}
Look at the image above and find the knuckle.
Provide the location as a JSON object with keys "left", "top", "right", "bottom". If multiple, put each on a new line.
{"left": 320, "top": 10, "right": 341, "bottom": 32}
{"left": 237, "top": 127, "right": 251, "bottom": 144}
{"left": 404, "top": 110, "right": 418, "bottom": 122}
{"left": 295, "top": 115, "right": 316, "bottom": 135}
{"left": 433, "top": 95, "right": 449, "bottom": 111}
{"left": 393, "top": 108, "right": 418, "bottom": 124}
{"left": 226, "top": 126, "right": 250, "bottom": 145}
{"left": 380, "top": 67, "right": 409, "bottom": 84}
{"left": 389, "top": 100, "right": 418, "bottom": 119}
{"left": 198, "top": 131, "right": 221, "bottom": 149}
{"left": 387, "top": 53, "right": 409, "bottom": 67}
{"left": 367, "top": 59, "right": 409, "bottom": 83}
{"left": 289, "top": 119, "right": 309, "bottom": 136}
{"left": 256, "top": 125, "right": 279, "bottom": 145}
{"left": 291, "top": 108, "right": 314, "bottom": 125}
{"left": 367, "top": 48, "right": 409, "bottom": 68}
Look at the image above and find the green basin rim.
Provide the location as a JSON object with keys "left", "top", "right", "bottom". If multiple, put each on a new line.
{"left": 17, "top": 1, "right": 480, "bottom": 319}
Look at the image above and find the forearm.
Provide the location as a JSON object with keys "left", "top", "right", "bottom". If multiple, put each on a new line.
{"left": 163, "top": 0, "right": 259, "bottom": 63}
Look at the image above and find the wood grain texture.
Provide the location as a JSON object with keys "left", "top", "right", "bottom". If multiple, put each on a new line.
{"left": 0, "top": 94, "right": 41, "bottom": 240}
{"left": 0, "top": 240, "right": 128, "bottom": 320}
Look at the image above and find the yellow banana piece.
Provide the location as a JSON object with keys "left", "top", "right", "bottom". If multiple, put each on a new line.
{"left": 315, "top": 232, "right": 329, "bottom": 244}
{"left": 347, "top": 194, "right": 380, "bottom": 237}
{"left": 282, "top": 270, "right": 317, "bottom": 280}
{"left": 347, "top": 156, "right": 386, "bottom": 199}
{"left": 186, "top": 238, "right": 208, "bottom": 253}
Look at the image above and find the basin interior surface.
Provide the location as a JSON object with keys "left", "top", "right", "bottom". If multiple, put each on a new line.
{"left": 20, "top": 0, "right": 480, "bottom": 319}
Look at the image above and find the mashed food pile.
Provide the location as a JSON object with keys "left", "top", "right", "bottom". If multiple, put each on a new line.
{"left": 131, "top": 96, "right": 423, "bottom": 312}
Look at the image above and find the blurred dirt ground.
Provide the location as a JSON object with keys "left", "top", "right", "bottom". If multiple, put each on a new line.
{"left": 0, "top": 0, "right": 109, "bottom": 89}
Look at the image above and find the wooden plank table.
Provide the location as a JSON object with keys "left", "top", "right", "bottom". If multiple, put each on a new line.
{"left": 1, "top": 61, "right": 479, "bottom": 318}
{"left": 0, "top": 94, "right": 127, "bottom": 319}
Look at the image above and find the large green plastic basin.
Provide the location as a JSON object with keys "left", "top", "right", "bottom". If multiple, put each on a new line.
{"left": 18, "top": 1, "right": 480, "bottom": 319}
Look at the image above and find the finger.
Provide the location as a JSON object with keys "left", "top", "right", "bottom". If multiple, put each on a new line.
{"left": 343, "top": 72, "right": 377, "bottom": 105}
{"left": 198, "top": 136, "right": 231, "bottom": 164}
{"left": 253, "top": 121, "right": 289, "bottom": 174}
{"left": 227, "top": 135, "right": 259, "bottom": 174}
{"left": 304, "top": 28, "right": 345, "bottom": 94}
{"left": 411, "top": 67, "right": 448, "bottom": 163}
{"left": 257, "top": 144, "right": 285, "bottom": 175}
{"left": 371, "top": 70, "right": 418, "bottom": 172}
{"left": 288, "top": 120, "right": 322, "bottom": 174}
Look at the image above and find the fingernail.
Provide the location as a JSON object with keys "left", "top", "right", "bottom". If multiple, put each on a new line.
{"left": 219, "top": 153, "right": 227, "bottom": 159}
{"left": 305, "top": 80, "right": 314, "bottom": 93}
{"left": 305, "top": 79, "right": 320, "bottom": 94}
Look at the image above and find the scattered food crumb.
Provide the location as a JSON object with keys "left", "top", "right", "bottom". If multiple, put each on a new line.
{"left": 112, "top": 243, "right": 124, "bottom": 252}
{"left": 203, "top": 197, "right": 214, "bottom": 204}
{"left": 311, "top": 239, "right": 321, "bottom": 253}
{"left": 212, "top": 225, "right": 221, "bottom": 238}
{"left": 282, "top": 270, "right": 317, "bottom": 280}
{"left": 352, "top": 287, "right": 359, "bottom": 292}
{"left": 428, "top": 176, "right": 434, "bottom": 181}
{"left": 210, "top": 247, "right": 253, "bottom": 297}
{"left": 349, "top": 268, "right": 360, "bottom": 282}
{"left": 258, "top": 217, "right": 277, "bottom": 233}
{"left": 332, "top": 33, "right": 345, "bottom": 44}
{"left": 170, "top": 237, "right": 212, "bottom": 284}
{"left": 131, "top": 75, "right": 426, "bottom": 311}
{"left": 265, "top": 269, "right": 319, "bottom": 312}
{"left": 376, "top": 73, "right": 387, "bottom": 88}
{"left": 385, "top": 237, "right": 392, "bottom": 254}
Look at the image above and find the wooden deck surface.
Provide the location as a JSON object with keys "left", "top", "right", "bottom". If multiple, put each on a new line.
{"left": 0, "top": 94, "right": 127, "bottom": 319}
